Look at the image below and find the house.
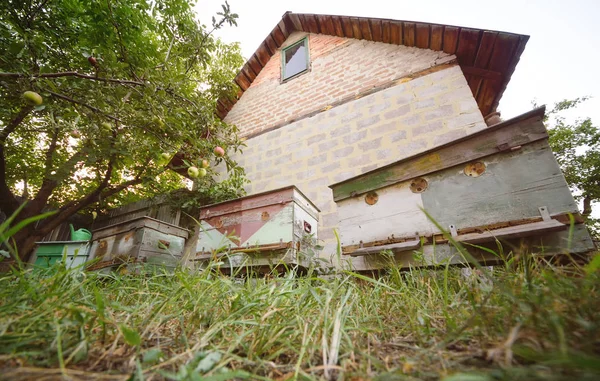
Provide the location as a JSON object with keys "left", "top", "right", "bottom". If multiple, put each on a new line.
{"left": 210, "top": 12, "right": 591, "bottom": 270}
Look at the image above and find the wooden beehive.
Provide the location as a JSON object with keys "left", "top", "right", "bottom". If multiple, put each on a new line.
{"left": 88, "top": 216, "right": 189, "bottom": 271}
{"left": 329, "top": 107, "right": 595, "bottom": 269}
{"left": 192, "top": 186, "right": 320, "bottom": 272}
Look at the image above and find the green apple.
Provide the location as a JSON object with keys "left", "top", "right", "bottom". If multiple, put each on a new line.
{"left": 201, "top": 159, "right": 209, "bottom": 168}
{"left": 198, "top": 168, "right": 207, "bottom": 177}
{"left": 23, "top": 91, "right": 43, "bottom": 106}
{"left": 187, "top": 166, "right": 199, "bottom": 178}
{"left": 160, "top": 152, "right": 171, "bottom": 162}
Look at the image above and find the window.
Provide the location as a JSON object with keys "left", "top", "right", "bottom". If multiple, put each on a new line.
{"left": 282, "top": 38, "right": 309, "bottom": 81}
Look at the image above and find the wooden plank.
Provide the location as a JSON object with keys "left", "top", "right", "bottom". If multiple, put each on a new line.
{"left": 247, "top": 55, "right": 262, "bottom": 77}
{"left": 272, "top": 24, "right": 287, "bottom": 46}
{"left": 360, "top": 18, "right": 372, "bottom": 40}
{"left": 456, "top": 220, "right": 566, "bottom": 244}
{"left": 461, "top": 66, "right": 503, "bottom": 80}
{"left": 430, "top": 25, "right": 444, "bottom": 51}
{"left": 280, "top": 15, "right": 293, "bottom": 36}
{"left": 477, "top": 33, "right": 520, "bottom": 113}
{"left": 473, "top": 31, "right": 498, "bottom": 68}
{"left": 303, "top": 14, "right": 320, "bottom": 34}
{"left": 455, "top": 28, "right": 481, "bottom": 66}
{"left": 255, "top": 43, "right": 271, "bottom": 67}
{"left": 200, "top": 186, "right": 296, "bottom": 218}
{"left": 382, "top": 20, "right": 391, "bottom": 43}
{"left": 264, "top": 34, "right": 277, "bottom": 55}
{"left": 319, "top": 16, "right": 336, "bottom": 36}
{"left": 340, "top": 16, "right": 353, "bottom": 37}
{"left": 370, "top": 19, "right": 383, "bottom": 42}
{"left": 389, "top": 21, "right": 402, "bottom": 45}
{"left": 415, "top": 23, "right": 430, "bottom": 49}
{"left": 404, "top": 22, "right": 416, "bottom": 46}
{"left": 330, "top": 109, "right": 548, "bottom": 201}
{"left": 234, "top": 72, "right": 251, "bottom": 91}
{"left": 421, "top": 142, "right": 579, "bottom": 230}
{"left": 287, "top": 13, "right": 303, "bottom": 31}
{"left": 350, "top": 17, "right": 363, "bottom": 39}
{"left": 349, "top": 238, "right": 421, "bottom": 257}
{"left": 442, "top": 26, "right": 459, "bottom": 54}
{"left": 467, "top": 76, "right": 483, "bottom": 99}
{"left": 316, "top": 15, "right": 329, "bottom": 34}
{"left": 337, "top": 181, "right": 437, "bottom": 248}
{"left": 332, "top": 16, "right": 345, "bottom": 37}
{"left": 241, "top": 65, "right": 256, "bottom": 84}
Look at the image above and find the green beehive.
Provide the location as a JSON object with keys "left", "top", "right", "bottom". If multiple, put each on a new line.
{"left": 33, "top": 241, "right": 91, "bottom": 268}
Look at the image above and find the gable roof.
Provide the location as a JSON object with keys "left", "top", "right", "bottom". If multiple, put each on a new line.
{"left": 216, "top": 12, "right": 529, "bottom": 120}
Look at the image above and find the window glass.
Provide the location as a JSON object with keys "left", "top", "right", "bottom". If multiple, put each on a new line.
{"left": 283, "top": 39, "right": 308, "bottom": 80}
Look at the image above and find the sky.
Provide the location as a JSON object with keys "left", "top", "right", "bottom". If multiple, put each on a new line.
{"left": 195, "top": 0, "right": 600, "bottom": 124}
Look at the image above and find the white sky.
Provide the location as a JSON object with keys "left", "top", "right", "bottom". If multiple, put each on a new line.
{"left": 196, "top": 0, "right": 600, "bottom": 123}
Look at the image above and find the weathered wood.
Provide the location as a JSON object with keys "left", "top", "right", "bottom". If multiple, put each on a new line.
{"left": 303, "top": 14, "right": 320, "bottom": 34}
{"left": 272, "top": 23, "right": 287, "bottom": 46}
{"left": 332, "top": 16, "right": 345, "bottom": 37}
{"left": 381, "top": 20, "right": 391, "bottom": 43}
{"left": 370, "top": 19, "right": 383, "bottom": 42}
{"left": 455, "top": 28, "right": 481, "bottom": 66}
{"left": 355, "top": 224, "right": 594, "bottom": 270}
{"left": 404, "top": 22, "right": 416, "bottom": 46}
{"left": 337, "top": 181, "right": 438, "bottom": 248}
{"left": 455, "top": 219, "right": 566, "bottom": 244}
{"left": 421, "top": 141, "right": 579, "bottom": 230}
{"left": 89, "top": 216, "right": 189, "bottom": 268}
{"left": 360, "top": 18, "right": 372, "bottom": 40}
{"left": 461, "top": 66, "right": 503, "bottom": 80}
{"left": 389, "top": 21, "right": 402, "bottom": 45}
{"left": 442, "top": 26, "right": 459, "bottom": 54}
{"left": 255, "top": 43, "right": 271, "bottom": 66}
{"left": 194, "top": 186, "right": 320, "bottom": 270}
{"left": 247, "top": 55, "right": 262, "bottom": 78}
{"left": 350, "top": 17, "right": 363, "bottom": 40}
{"left": 330, "top": 108, "right": 548, "bottom": 202}
{"left": 287, "top": 13, "right": 303, "bottom": 31}
{"left": 415, "top": 23, "right": 430, "bottom": 49}
{"left": 349, "top": 238, "right": 421, "bottom": 257}
{"left": 200, "top": 186, "right": 319, "bottom": 220}
{"left": 430, "top": 25, "right": 444, "bottom": 50}
{"left": 340, "top": 16, "right": 353, "bottom": 37}
{"left": 264, "top": 34, "right": 278, "bottom": 55}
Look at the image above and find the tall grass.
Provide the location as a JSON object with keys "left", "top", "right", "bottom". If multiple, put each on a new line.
{"left": 0, "top": 248, "right": 599, "bottom": 380}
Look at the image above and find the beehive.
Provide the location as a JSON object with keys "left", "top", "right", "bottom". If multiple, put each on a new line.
{"left": 329, "top": 107, "right": 595, "bottom": 270}
{"left": 88, "top": 216, "right": 189, "bottom": 271}
{"left": 192, "top": 186, "right": 320, "bottom": 273}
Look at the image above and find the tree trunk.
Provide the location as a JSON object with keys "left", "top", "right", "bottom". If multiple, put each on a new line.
{"left": 582, "top": 195, "right": 593, "bottom": 219}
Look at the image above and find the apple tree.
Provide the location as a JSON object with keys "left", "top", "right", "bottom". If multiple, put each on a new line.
{"left": 0, "top": 0, "right": 246, "bottom": 262}
{"left": 544, "top": 98, "right": 600, "bottom": 238}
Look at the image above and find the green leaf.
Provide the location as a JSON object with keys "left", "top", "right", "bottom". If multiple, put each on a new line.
{"left": 142, "top": 348, "right": 164, "bottom": 364}
{"left": 119, "top": 324, "right": 141, "bottom": 346}
{"left": 195, "top": 351, "right": 222, "bottom": 373}
{"left": 584, "top": 254, "right": 600, "bottom": 275}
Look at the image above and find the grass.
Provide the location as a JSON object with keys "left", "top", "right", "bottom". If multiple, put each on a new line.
{"left": 0, "top": 249, "right": 599, "bottom": 381}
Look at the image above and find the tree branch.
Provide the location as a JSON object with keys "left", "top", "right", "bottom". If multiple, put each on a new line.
{"left": 0, "top": 106, "right": 34, "bottom": 215}
{"left": 0, "top": 105, "right": 34, "bottom": 144}
{"left": 0, "top": 71, "right": 144, "bottom": 86}
{"left": 46, "top": 90, "right": 123, "bottom": 122}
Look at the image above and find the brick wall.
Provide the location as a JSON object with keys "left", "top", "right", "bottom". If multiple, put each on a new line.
{"left": 225, "top": 65, "right": 487, "bottom": 269}
{"left": 225, "top": 31, "right": 453, "bottom": 137}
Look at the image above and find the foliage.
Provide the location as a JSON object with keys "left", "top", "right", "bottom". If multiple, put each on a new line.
{"left": 0, "top": 249, "right": 599, "bottom": 380}
{"left": 544, "top": 98, "right": 600, "bottom": 237}
{"left": 0, "top": 0, "right": 246, "bottom": 259}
